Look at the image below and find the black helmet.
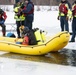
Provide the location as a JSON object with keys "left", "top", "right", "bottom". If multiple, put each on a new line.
{"left": 23, "top": 27, "right": 29, "bottom": 34}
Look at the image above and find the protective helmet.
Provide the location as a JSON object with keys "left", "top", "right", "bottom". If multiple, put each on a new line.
{"left": 23, "top": 27, "right": 29, "bottom": 34}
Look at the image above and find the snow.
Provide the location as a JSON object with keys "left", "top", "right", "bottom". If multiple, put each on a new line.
{"left": 0, "top": 57, "right": 76, "bottom": 75}
{"left": 0, "top": 6, "right": 76, "bottom": 75}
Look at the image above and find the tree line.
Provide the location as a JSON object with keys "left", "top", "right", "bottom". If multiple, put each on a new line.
{"left": 0, "top": 0, "right": 74, "bottom": 6}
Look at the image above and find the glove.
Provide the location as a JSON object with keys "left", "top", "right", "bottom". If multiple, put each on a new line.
{"left": 0, "top": 20, "right": 5, "bottom": 24}
{"left": 57, "top": 16, "right": 60, "bottom": 20}
{"left": 69, "top": 18, "right": 72, "bottom": 22}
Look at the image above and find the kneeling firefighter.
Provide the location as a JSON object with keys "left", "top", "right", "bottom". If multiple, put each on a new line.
{"left": 19, "top": 26, "right": 37, "bottom": 45}
{"left": 22, "top": 26, "right": 37, "bottom": 45}
{"left": 22, "top": 27, "right": 38, "bottom": 45}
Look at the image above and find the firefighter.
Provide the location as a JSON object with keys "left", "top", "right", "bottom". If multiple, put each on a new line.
{"left": 21, "top": 0, "right": 34, "bottom": 30}
{"left": 14, "top": 2, "right": 25, "bottom": 38}
{"left": 69, "top": 1, "right": 76, "bottom": 42}
{"left": 57, "top": 0, "right": 71, "bottom": 32}
{"left": 0, "top": 8, "right": 7, "bottom": 36}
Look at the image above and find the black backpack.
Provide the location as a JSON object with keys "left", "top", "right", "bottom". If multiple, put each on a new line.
{"left": 28, "top": 29, "right": 37, "bottom": 45}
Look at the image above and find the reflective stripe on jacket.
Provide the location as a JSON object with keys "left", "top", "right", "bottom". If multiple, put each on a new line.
{"left": 14, "top": 7, "right": 25, "bottom": 21}
{"left": 14, "top": 14, "right": 25, "bottom": 21}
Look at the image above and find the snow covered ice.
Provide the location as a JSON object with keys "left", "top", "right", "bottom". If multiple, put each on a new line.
{"left": 0, "top": 57, "right": 76, "bottom": 75}
{"left": 0, "top": 6, "right": 76, "bottom": 75}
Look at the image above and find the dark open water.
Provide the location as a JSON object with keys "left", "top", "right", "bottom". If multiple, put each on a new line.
{"left": 0, "top": 48, "right": 76, "bottom": 67}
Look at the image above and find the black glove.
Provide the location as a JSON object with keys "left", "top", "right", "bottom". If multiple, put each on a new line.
{"left": 57, "top": 16, "right": 60, "bottom": 20}
{"left": 20, "top": 11, "right": 23, "bottom": 15}
{"left": 17, "top": 13, "right": 20, "bottom": 17}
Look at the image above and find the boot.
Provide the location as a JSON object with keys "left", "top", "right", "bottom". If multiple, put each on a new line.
{"left": 2, "top": 32, "right": 6, "bottom": 37}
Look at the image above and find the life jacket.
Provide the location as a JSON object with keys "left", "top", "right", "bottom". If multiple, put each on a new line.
{"left": 7, "top": 32, "right": 16, "bottom": 38}
{"left": 72, "top": 5, "right": 76, "bottom": 16}
{"left": 22, "top": 35, "right": 29, "bottom": 46}
{"left": 59, "top": 4, "right": 68, "bottom": 15}
{"left": 0, "top": 11, "right": 7, "bottom": 20}
{"left": 27, "top": 2, "right": 34, "bottom": 14}
{"left": 23, "top": 6, "right": 27, "bottom": 16}
{"left": 14, "top": 7, "right": 25, "bottom": 21}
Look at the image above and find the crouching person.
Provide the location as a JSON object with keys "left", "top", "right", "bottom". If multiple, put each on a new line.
{"left": 22, "top": 26, "right": 37, "bottom": 45}
{"left": 0, "top": 8, "right": 7, "bottom": 36}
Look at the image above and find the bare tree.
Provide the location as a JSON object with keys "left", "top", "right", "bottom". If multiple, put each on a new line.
{"left": 0, "top": 0, "right": 74, "bottom": 5}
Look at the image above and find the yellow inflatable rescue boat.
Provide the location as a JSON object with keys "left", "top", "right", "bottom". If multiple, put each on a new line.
{"left": 0, "top": 31, "right": 70, "bottom": 55}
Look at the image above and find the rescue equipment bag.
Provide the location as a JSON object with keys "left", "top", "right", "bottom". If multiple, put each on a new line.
{"left": 28, "top": 29, "right": 37, "bottom": 45}
{"left": 6, "top": 32, "right": 16, "bottom": 38}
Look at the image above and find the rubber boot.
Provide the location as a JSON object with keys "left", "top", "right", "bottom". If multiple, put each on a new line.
{"left": 2, "top": 32, "right": 6, "bottom": 36}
